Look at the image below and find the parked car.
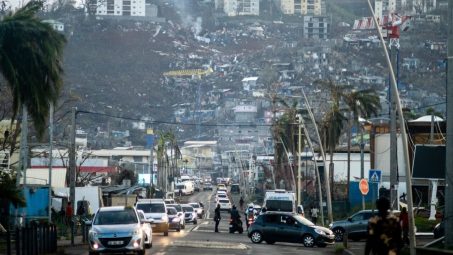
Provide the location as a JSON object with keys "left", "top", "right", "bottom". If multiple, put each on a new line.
{"left": 166, "top": 207, "right": 182, "bottom": 232}
{"left": 167, "top": 204, "right": 185, "bottom": 229}
{"left": 247, "top": 212, "right": 335, "bottom": 247}
{"left": 136, "top": 210, "right": 153, "bottom": 248}
{"left": 189, "top": 202, "right": 204, "bottom": 219}
{"left": 135, "top": 199, "right": 169, "bottom": 236}
{"left": 181, "top": 204, "right": 198, "bottom": 224}
{"left": 88, "top": 206, "right": 147, "bottom": 255}
{"left": 203, "top": 183, "right": 213, "bottom": 191}
{"left": 329, "top": 210, "right": 376, "bottom": 242}
{"left": 164, "top": 198, "right": 175, "bottom": 205}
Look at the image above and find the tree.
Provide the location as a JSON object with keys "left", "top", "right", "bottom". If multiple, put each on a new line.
{"left": 0, "top": 0, "right": 66, "bottom": 138}
{"left": 342, "top": 89, "right": 380, "bottom": 201}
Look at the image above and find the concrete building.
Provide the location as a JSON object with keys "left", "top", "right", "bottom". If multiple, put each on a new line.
{"left": 303, "top": 16, "right": 329, "bottom": 39}
{"left": 95, "top": 0, "right": 145, "bottom": 16}
{"left": 301, "top": 0, "right": 324, "bottom": 15}
{"left": 223, "top": 0, "right": 259, "bottom": 16}
{"left": 43, "top": 20, "right": 64, "bottom": 32}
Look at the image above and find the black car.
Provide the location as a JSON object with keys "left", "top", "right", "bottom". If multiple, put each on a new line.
{"left": 247, "top": 212, "right": 335, "bottom": 247}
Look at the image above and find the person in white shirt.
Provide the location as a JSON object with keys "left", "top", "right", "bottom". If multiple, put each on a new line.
{"left": 310, "top": 206, "right": 319, "bottom": 224}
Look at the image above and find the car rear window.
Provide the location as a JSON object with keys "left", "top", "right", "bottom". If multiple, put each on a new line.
{"left": 182, "top": 206, "right": 194, "bottom": 212}
{"left": 219, "top": 199, "right": 229, "bottom": 203}
{"left": 168, "top": 204, "right": 182, "bottom": 212}
{"left": 190, "top": 203, "right": 200, "bottom": 208}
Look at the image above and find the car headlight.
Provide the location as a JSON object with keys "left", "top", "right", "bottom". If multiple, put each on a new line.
{"left": 172, "top": 218, "right": 180, "bottom": 223}
{"left": 162, "top": 215, "right": 168, "bottom": 222}
{"left": 314, "top": 228, "right": 326, "bottom": 235}
{"left": 131, "top": 229, "right": 141, "bottom": 236}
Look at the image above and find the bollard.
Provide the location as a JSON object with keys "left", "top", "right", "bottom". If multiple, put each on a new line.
{"left": 343, "top": 230, "right": 349, "bottom": 249}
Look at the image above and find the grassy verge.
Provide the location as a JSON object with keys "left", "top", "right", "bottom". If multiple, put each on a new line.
{"left": 414, "top": 216, "right": 438, "bottom": 232}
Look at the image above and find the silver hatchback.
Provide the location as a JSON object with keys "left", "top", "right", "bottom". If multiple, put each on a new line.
{"left": 88, "top": 206, "right": 147, "bottom": 255}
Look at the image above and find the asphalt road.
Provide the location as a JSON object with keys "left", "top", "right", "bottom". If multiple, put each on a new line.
{"left": 61, "top": 189, "right": 436, "bottom": 255}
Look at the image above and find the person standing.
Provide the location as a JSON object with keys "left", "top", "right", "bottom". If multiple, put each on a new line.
{"left": 399, "top": 207, "right": 409, "bottom": 245}
{"left": 65, "top": 202, "right": 73, "bottom": 227}
{"left": 214, "top": 204, "right": 221, "bottom": 232}
{"left": 310, "top": 206, "right": 319, "bottom": 224}
{"left": 365, "top": 197, "right": 402, "bottom": 255}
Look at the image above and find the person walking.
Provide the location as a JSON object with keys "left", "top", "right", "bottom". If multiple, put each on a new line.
{"left": 399, "top": 207, "right": 409, "bottom": 246}
{"left": 239, "top": 197, "right": 244, "bottom": 210}
{"left": 214, "top": 204, "right": 221, "bottom": 232}
{"left": 65, "top": 202, "right": 73, "bottom": 226}
{"left": 310, "top": 205, "right": 319, "bottom": 224}
{"left": 365, "top": 197, "right": 402, "bottom": 255}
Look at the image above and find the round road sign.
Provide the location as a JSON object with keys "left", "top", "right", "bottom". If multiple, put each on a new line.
{"left": 359, "top": 179, "right": 369, "bottom": 195}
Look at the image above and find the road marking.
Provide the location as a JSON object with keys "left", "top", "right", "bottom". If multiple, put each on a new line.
{"left": 172, "top": 240, "right": 248, "bottom": 250}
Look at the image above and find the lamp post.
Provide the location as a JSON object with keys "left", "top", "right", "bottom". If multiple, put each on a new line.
{"left": 297, "top": 115, "right": 302, "bottom": 207}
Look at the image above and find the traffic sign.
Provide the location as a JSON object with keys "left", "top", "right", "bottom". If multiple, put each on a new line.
{"left": 369, "top": 169, "right": 382, "bottom": 183}
{"left": 359, "top": 179, "right": 369, "bottom": 195}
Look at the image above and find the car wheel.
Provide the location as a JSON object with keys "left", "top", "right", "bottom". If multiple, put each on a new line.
{"left": 194, "top": 220, "right": 197, "bottom": 224}
{"left": 182, "top": 223, "right": 185, "bottom": 229}
{"left": 145, "top": 242, "right": 152, "bottom": 249}
{"left": 302, "top": 234, "right": 315, "bottom": 247}
{"left": 164, "top": 231, "right": 169, "bottom": 236}
{"left": 265, "top": 240, "right": 275, "bottom": 244}
{"left": 137, "top": 248, "right": 145, "bottom": 255}
{"left": 333, "top": 228, "right": 345, "bottom": 242}
{"left": 250, "top": 231, "right": 263, "bottom": 243}
{"left": 177, "top": 225, "right": 181, "bottom": 232}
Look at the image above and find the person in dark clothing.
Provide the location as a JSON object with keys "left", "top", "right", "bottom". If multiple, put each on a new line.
{"left": 399, "top": 207, "right": 409, "bottom": 245}
{"left": 239, "top": 197, "right": 244, "bottom": 210}
{"left": 365, "top": 197, "right": 402, "bottom": 255}
{"left": 230, "top": 205, "right": 240, "bottom": 222}
{"left": 214, "top": 204, "right": 221, "bottom": 232}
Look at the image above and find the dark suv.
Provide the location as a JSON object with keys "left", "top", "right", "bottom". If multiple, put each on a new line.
{"left": 247, "top": 212, "right": 335, "bottom": 247}
{"left": 230, "top": 184, "right": 240, "bottom": 194}
{"left": 329, "top": 210, "right": 376, "bottom": 241}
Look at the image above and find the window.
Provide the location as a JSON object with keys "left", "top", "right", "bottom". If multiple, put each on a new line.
{"left": 263, "top": 214, "right": 279, "bottom": 224}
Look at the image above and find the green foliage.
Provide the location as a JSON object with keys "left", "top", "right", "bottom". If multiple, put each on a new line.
{"left": 334, "top": 243, "right": 345, "bottom": 254}
{"left": 0, "top": 1, "right": 66, "bottom": 138}
{"left": 414, "top": 216, "right": 438, "bottom": 232}
{"left": 0, "top": 171, "right": 25, "bottom": 207}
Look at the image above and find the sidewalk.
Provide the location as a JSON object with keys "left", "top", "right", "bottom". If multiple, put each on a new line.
{"left": 57, "top": 235, "right": 86, "bottom": 248}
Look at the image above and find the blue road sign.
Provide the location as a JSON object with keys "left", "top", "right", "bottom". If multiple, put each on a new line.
{"left": 369, "top": 169, "right": 382, "bottom": 183}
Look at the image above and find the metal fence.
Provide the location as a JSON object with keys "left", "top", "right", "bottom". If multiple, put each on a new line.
{"left": 0, "top": 223, "right": 57, "bottom": 255}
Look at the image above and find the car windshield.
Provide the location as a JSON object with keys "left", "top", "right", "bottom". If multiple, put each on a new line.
{"left": 218, "top": 194, "right": 227, "bottom": 198}
{"left": 167, "top": 207, "right": 177, "bottom": 215}
{"left": 136, "top": 203, "right": 165, "bottom": 213}
{"left": 182, "top": 206, "right": 193, "bottom": 212}
{"left": 294, "top": 215, "right": 315, "bottom": 226}
{"left": 190, "top": 203, "right": 200, "bottom": 208}
{"left": 94, "top": 209, "right": 138, "bottom": 225}
{"left": 265, "top": 200, "right": 293, "bottom": 212}
{"left": 176, "top": 184, "right": 185, "bottom": 189}
{"left": 168, "top": 204, "right": 182, "bottom": 212}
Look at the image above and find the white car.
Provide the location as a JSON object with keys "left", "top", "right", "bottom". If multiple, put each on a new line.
{"left": 135, "top": 199, "right": 169, "bottom": 236}
{"left": 137, "top": 210, "right": 152, "bottom": 248}
{"left": 88, "top": 206, "right": 147, "bottom": 255}
{"left": 217, "top": 199, "right": 232, "bottom": 212}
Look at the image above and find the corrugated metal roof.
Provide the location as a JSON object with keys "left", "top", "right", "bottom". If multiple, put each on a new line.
{"left": 21, "top": 167, "right": 67, "bottom": 188}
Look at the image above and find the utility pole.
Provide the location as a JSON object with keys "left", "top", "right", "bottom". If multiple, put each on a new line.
{"left": 69, "top": 107, "right": 76, "bottom": 246}
{"left": 17, "top": 107, "right": 28, "bottom": 187}
{"left": 297, "top": 115, "right": 302, "bottom": 207}
{"left": 445, "top": 0, "right": 453, "bottom": 248}
{"left": 390, "top": 54, "right": 399, "bottom": 211}
{"left": 48, "top": 104, "right": 54, "bottom": 223}
{"left": 360, "top": 124, "right": 365, "bottom": 210}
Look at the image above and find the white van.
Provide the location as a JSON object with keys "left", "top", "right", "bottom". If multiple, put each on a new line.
{"left": 175, "top": 182, "right": 194, "bottom": 195}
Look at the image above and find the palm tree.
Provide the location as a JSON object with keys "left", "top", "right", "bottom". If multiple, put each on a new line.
{"left": 0, "top": 1, "right": 65, "bottom": 228}
{"left": 342, "top": 89, "right": 380, "bottom": 200}
{"left": 0, "top": 1, "right": 66, "bottom": 137}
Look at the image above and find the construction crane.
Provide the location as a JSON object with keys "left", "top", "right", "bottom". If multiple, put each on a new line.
{"left": 162, "top": 67, "right": 213, "bottom": 78}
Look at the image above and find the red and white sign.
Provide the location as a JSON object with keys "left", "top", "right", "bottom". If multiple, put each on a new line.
{"left": 359, "top": 179, "right": 369, "bottom": 196}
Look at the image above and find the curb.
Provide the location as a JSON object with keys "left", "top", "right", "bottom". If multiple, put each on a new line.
{"left": 343, "top": 249, "right": 355, "bottom": 255}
